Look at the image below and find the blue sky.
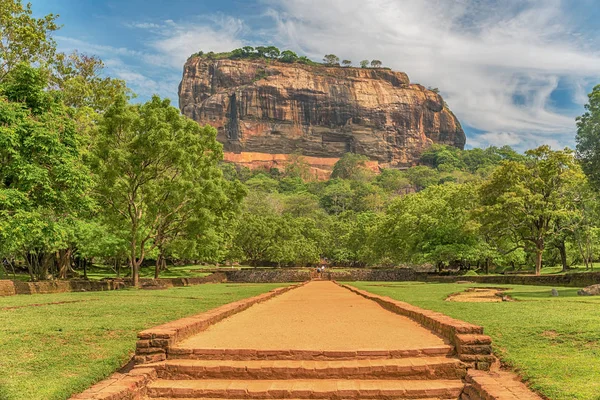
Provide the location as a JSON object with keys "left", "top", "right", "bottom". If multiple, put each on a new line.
{"left": 30, "top": 0, "right": 600, "bottom": 151}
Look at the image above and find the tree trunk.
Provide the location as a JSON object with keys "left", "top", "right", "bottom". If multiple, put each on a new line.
{"left": 535, "top": 249, "right": 543, "bottom": 276}
{"left": 558, "top": 240, "right": 569, "bottom": 273}
{"left": 57, "top": 248, "right": 72, "bottom": 279}
{"left": 83, "top": 258, "right": 88, "bottom": 280}
{"left": 154, "top": 253, "right": 163, "bottom": 279}
{"left": 130, "top": 237, "right": 139, "bottom": 286}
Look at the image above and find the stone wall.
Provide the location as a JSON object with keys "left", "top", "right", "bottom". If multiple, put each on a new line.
{"left": 327, "top": 268, "right": 417, "bottom": 282}
{"left": 419, "top": 272, "right": 600, "bottom": 287}
{"left": 0, "top": 273, "right": 226, "bottom": 297}
{"left": 224, "top": 269, "right": 311, "bottom": 283}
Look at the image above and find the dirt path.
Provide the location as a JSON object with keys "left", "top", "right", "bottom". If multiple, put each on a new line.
{"left": 177, "top": 281, "right": 449, "bottom": 351}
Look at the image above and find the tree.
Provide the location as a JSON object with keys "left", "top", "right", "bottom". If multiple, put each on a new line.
{"left": 265, "top": 46, "right": 280, "bottom": 59}
{"left": 360, "top": 60, "right": 369, "bottom": 68}
{"left": 479, "top": 146, "right": 584, "bottom": 275}
{"left": 297, "top": 56, "right": 313, "bottom": 65}
{"left": 92, "top": 95, "right": 226, "bottom": 286}
{"left": 279, "top": 50, "right": 298, "bottom": 63}
{"left": 576, "top": 84, "right": 600, "bottom": 190}
{"left": 342, "top": 60, "right": 352, "bottom": 67}
{"left": 0, "top": 0, "right": 59, "bottom": 82}
{"left": 0, "top": 65, "right": 92, "bottom": 280}
{"left": 323, "top": 54, "right": 340, "bottom": 66}
{"left": 320, "top": 180, "right": 354, "bottom": 215}
{"left": 331, "top": 153, "right": 370, "bottom": 180}
{"left": 370, "top": 60, "right": 383, "bottom": 68}
{"left": 375, "top": 183, "right": 489, "bottom": 270}
{"left": 255, "top": 46, "right": 268, "bottom": 57}
{"left": 242, "top": 46, "right": 255, "bottom": 56}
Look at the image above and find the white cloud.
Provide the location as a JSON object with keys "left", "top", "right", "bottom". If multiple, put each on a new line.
{"left": 138, "top": 16, "right": 246, "bottom": 69}
{"left": 262, "top": 0, "right": 600, "bottom": 150}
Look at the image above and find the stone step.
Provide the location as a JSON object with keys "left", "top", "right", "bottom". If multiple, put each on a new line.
{"left": 153, "top": 357, "right": 466, "bottom": 380}
{"left": 168, "top": 346, "right": 455, "bottom": 360}
{"left": 150, "top": 398, "right": 451, "bottom": 400}
{"left": 146, "top": 379, "right": 465, "bottom": 399}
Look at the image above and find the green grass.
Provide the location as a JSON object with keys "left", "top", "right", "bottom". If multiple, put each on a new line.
{"left": 0, "top": 283, "right": 288, "bottom": 400}
{"left": 347, "top": 281, "right": 600, "bottom": 400}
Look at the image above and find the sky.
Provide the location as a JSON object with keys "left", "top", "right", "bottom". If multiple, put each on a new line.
{"left": 29, "top": 0, "right": 600, "bottom": 151}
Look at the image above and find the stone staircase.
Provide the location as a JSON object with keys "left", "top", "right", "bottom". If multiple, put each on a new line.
{"left": 143, "top": 348, "right": 468, "bottom": 399}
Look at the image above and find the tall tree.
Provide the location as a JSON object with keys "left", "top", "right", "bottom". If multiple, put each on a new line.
{"left": 576, "top": 84, "right": 600, "bottom": 190}
{"left": 0, "top": 0, "right": 59, "bottom": 82}
{"left": 92, "top": 95, "right": 226, "bottom": 286}
{"left": 331, "top": 153, "right": 370, "bottom": 180}
{"left": 0, "top": 65, "right": 92, "bottom": 280}
{"left": 323, "top": 54, "right": 340, "bottom": 65}
{"left": 479, "top": 146, "right": 584, "bottom": 275}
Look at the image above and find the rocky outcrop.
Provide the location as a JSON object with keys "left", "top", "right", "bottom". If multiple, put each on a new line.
{"left": 179, "top": 57, "right": 465, "bottom": 176}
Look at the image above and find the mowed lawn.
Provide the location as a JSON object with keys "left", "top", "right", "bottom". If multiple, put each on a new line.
{"left": 349, "top": 282, "right": 600, "bottom": 400}
{"left": 0, "top": 283, "right": 287, "bottom": 400}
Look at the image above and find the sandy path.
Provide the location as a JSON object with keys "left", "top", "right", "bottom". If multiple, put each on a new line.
{"left": 177, "top": 281, "right": 449, "bottom": 351}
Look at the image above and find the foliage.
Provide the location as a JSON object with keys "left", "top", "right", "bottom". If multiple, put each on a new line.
{"left": 323, "top": 54, "right": 340, "bottom": 66}
{"left": 576, "top": 84, "right": 600, "bottom": 190}
{"left": 0, "top": 0, "right": 59, "bottom": 82}
{"left": 360, "top": 60, "right": 369, "bottom": 68}
{"left": 370, "top": 59, "right": 383, "bottom": 68}
{"left": 331, "top": 153, "right": 371, "bottom": 180}
{"left": 0, "top": 65, "right": 92, "bottom": 280}
{"left": 91, "top": 95, "right": 234, "bottom": 285}
{"left": 478, "top": 146, "right": 585, "bottom": 275}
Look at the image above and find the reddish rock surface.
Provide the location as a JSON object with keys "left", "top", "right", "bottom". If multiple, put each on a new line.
{"left": 179, "top": 57, "right": 466, "bottom": 176}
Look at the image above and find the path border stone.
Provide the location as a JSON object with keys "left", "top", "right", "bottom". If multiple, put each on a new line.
{"left": 338, "top": 282, "right": 543, "bottom": 400}
{"left": 71, "top": 283, "right": 304, "bottom": 400}
{"left": 0, "top": 273, "right": 226, "bottom": 297}
{"left": 337, "top": 282, "right": 494, "bottom": 370}
{"left": 134, "top": 283, "right": 305, "bottom": 364}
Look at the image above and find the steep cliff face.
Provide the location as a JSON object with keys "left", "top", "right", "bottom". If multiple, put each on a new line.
{"left": 179, "top": 57, "right": 465, "bottom": 176}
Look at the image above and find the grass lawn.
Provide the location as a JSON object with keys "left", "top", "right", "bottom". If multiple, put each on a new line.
{"left": 348, "top": 281, "right": 600, "bottom": 400}
{"left": 0, "top": 283, "right": 288, "bottom": 400}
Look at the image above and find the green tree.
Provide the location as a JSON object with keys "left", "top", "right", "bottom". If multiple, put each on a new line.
{"left": 360, "top": 60, "right": 369, "bottom": 68}
{"left": 342, "top": 59, "right": 352, "bottom": 67}
{"left": 279, "top": 50, "right": 298, "bottom": 63}
{"left": 255, "top": 46, "right": 268, "bottom": 57}
{"left": 479, "top": 146, "right": 584, "bottom": 275}
{"left": 370, "top": 60, "right": 383, "bottom": 68}
{"left": 320, "top": 179, "right": 354, "bottom": 215}
{"left": 376, "top": 183, "right": 488, "bottom": 270}
{"left": 331, "top": 153, "right": 370, "bottom": 180}
{"left": 0, "top": 0, "right": 59, "bottom": 82}
{"left": 265, "top": 46, "right": 280, "bottom": 59}
{"left": 576, "top": 84, "right": 600, "bottom": 190}
{"left": 323, "top": 54, "right": 340, "bottom": 66}
{"left": 92, "top": 95, "right": 225, "bottom": 286}
{"left": 0, "top": 65, "right": 92, "bottom": 280}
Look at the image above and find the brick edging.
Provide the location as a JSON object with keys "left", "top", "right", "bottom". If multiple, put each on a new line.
{"left": 462, "top": 370, "right": 543, "bottom": 400}
{"left": 336, "top": 282, "right": 494, "bottom": 370}
{"left": 134, "top": 282, "right": 305, "bottom": 364}
{"left": 71, "top": 282, "right": 304, "bottom": 400}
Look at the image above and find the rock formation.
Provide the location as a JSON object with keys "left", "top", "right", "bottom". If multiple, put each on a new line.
{"left": 179, "top": 56, "right": 466, "bottom": 177}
